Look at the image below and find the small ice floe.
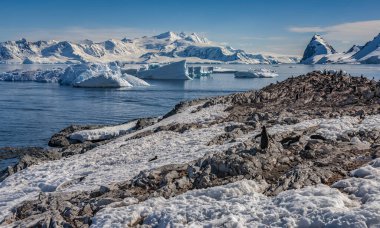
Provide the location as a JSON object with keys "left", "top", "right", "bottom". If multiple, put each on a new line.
{"left": 234, "top": 68, "right": 279, "bottom": 78}
{"left": 212, "top": 67, "right": 237, "bottom": 73}
{"left": 59, "top": 62, "right": 150, "bottom": 88}
{"left": 137, "top": 60, "right": 192, "bottom": 80}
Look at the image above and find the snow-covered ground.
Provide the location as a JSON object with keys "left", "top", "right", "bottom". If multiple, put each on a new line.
{"left": 69, "top": 120, "right": 138, "bottom": 142}
{"left": 93, "top": 159, "right": 380, "bottom": 227}
{"left": 0, "top": 103, "right": 231, "bottom": 221}
{"left": 1, "top": 100, "right": 380, "bottom": 225}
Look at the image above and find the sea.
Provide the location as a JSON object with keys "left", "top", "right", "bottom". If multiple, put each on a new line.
{"left": 0, "top": 63, "right": 380, "bottom": 147}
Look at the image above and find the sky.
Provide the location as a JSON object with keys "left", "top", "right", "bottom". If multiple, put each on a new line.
{"left": 0, "top": 0, "right": 379, "bottom": 56}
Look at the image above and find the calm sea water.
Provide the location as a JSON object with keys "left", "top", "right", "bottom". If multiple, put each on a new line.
{"left": 0, "top": 64, "right": 380, "bottom": 148}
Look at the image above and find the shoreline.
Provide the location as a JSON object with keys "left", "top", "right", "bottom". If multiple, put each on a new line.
{"left": 1, "top": 70, "right": 380, "bottom": 226}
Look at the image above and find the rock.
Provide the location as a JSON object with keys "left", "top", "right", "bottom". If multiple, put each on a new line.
{"left": 3, "top": 72, "right": 380, "bottom": 227}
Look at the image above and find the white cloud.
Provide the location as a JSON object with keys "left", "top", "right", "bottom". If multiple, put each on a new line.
{"left": 289, "top": 20, "right": 380, "bottom": 43}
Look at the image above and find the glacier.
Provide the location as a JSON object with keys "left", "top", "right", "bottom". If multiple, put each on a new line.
{"left": 300, "top": 33, "right": 380, "bottom": 64}
{"left": 0, "top": 32, "right": 300, "bottom": 64}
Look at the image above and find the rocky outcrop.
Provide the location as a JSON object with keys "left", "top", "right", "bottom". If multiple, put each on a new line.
{"left": 2, "top": 71, "right": 380, "bottom": 227}
{"left": 0, "top": 147, "right": 61, "bottom": 182}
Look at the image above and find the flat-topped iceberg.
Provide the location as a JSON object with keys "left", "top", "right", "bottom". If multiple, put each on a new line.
{"left": 137, "top": 60, "right": 192, "bottom": 80}
{"left": 59, "top": 62, "right": 150, "bottom": 88}
{"left": 234, "top": 68, "right": 279, "bottom": 78}
{"left": 0, "top": 68, "right": 64, "bottom": 83}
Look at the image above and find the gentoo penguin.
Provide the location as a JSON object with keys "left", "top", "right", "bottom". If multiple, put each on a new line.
{"left": 260, "top": 126, "right": 269, "bottom": 150}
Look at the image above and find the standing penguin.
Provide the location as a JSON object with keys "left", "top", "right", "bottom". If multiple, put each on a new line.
{"left": 260, "top": 126, "right": 269, "bottom": 150}
{"left": 255, "top": 126, "right": 269, "bottom": 150}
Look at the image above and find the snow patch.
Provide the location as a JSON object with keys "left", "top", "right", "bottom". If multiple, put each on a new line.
{"left": 93, "top": 159, "right": 380, "bottom": 227}
{"left": 69, "top": 121, "right": 137, "bottom": 142}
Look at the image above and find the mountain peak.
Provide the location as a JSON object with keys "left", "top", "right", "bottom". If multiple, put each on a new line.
{"left": 154, "top": 31, "right": 180, "bottom": 40}
{"left": 352, "top": 32, "right": 380, "bottom": 62}
{"left": 300, "top": 34, "right": 336, "bottom": 63}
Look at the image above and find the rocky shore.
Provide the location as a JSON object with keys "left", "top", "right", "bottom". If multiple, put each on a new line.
{"left": 1, "top": 71, "right": 380, "bottom": 227}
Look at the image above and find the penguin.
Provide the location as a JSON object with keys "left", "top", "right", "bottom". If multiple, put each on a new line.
{"left": 254, "top": 126, "right": 270, "bottom": 150}
{"left": 260, "top": 126, "right": 269, "bottom": 150}
{"left": 149, "top": 155, "right": 158, "bottom": 162}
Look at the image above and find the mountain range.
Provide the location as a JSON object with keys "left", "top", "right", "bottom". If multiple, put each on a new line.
{"left": 0, "top": 32, "right": 299, "bottom": 64}
{"left": 300, "top": 33, "right": 380, "bottom": 64}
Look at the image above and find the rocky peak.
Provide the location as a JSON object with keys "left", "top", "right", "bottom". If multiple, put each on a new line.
{"left": 300, "top": 34, "right": 336, "bottom": 63}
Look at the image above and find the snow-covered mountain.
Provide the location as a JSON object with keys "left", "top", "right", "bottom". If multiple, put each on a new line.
{"left": 300, "top": 33, "right": 380, "bottom": 64}
{"left": 0, "top": 32, "right": 299, "bottom": 64}
{"left": 300, "top": 34, "right": 337, "bottom": 64}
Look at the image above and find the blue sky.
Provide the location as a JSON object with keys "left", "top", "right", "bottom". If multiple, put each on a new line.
{"left": 1, "top": 0, "right": 379, "bottom": 55}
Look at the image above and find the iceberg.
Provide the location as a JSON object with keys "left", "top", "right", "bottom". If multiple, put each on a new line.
{"left": 187, "top": 66, "right": 213, "bottom": 78}
{"left": 0, "top": 68, "right": 64, "bottom": 83}
{"left": 59, "top": 63, "right": 149, "bottom": 88}
{"left": 234, "top": 68, "right": 279, "bottom": 78}
{"left": 137, "top": 60, "right": 192, "bottom": 80}
{"left": 122, "top": 74, "right": 150, "bottom": 86}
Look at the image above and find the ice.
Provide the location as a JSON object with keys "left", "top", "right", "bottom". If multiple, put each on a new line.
{"left": 122, "top": 74, "right": 150, "bottom": 86}
{"left": 137, "top": 60, "right": 192, "bottom": 80}
{"left": 69, "top": 120, "right": 137, "bottom": 142}
{"left": 0, "top": 32, "right": 299, "bottom": 64}
{"left": 353, "top": 33, "right": 380, "bottom": 63}
{"left": 0, "top": 68, "right": 64, "bottom": 83}
{"left": 1, "top": 105, "right": 380, "bottom": 224}
{"left": 187, "top": 66, "right": 213, "bottom": 78}
{"left": 93, "top": 159, "right": 380, "bottom": 227}
{"left": 0, "top": 103, "right": 231, "bottom": 221}
{"left": 234, "top": 68, "right": 279, "bottom": 78}
{"left": 59, "top": 63, "right": 149, "bottom": 88}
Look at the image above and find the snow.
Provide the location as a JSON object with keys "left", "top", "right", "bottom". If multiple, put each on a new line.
{"left": 58, "top": 63, "right": 149, "bottom": 88}
{"left": 268, "top": 115, "right": 380, "bottom": 141}
{"left": 93, "top": 159, "right": 380, "bottom": 227}
{"left": 1, "top": 103, "right": 380, "bottom": 224}
{"left": 212, "top": 67, "right": 237, "bottom": 73}
{"left": 353, "top": 33, "right": 380, "bottom": 62}
{"left": 69, "top": 120, "right": 137, "bottom": 142}
{"left": 301, "top": 34, "right": 337, "bottom": 64}
{"left": 0, "top": 103, "right": 230, "bottom": 221}
{"left": 234, "top": 68, "right": 279, "bottom": 78}
{"left": 187, "top": 66, "right": 213, "bottom": 77}
{"left": 0, "top": 68, "right": 64, "bottom": 83}
{"left": 122, "top": 74, "right": 150, "bottom": 86}
{"left": 301, "top": 33, "right": 380, "bottom": 64}
{"left": 0, "top": 32, "right": 299, "bottom": 64}
{"left": 137, "top": 60, "right": 192, "bottom": 80}
{"left": 59, "top": 63, "right": 130, "bottom": 87}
